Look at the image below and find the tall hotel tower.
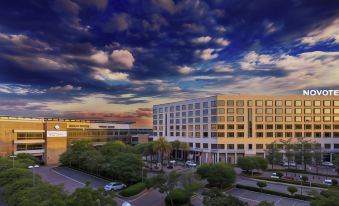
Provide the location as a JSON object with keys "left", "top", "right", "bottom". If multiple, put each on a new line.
{"left": 153, "top": 95, "right": 339, "bottom": 164}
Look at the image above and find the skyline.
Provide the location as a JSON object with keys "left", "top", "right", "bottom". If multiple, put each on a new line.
{"left": 0, "top": 0, "right": 338, "bottom": 127}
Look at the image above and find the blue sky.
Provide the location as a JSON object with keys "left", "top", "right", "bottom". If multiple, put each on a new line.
{"left": 0, "top": 0, "right": 338, "bottom": 126}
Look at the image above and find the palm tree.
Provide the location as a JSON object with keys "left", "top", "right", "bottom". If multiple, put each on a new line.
{"left": 147, "top": 141, "right": 156, "bottom": 170}
{"left": 180, "top": 142, "right": 190, "bottom": 162}
{"left": 171, "top": 140, "right": 181, "bottom": 160}
{"left": 153, "top": 137, "right": 173, "bottom": 171}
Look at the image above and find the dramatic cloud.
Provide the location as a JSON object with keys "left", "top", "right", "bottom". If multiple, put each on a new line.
{"left": 177, "top": 66, "right": 194, "bottom": 74}
{"left": 49, "top": 85, "right": 82, "bottom": 92}
{"left": 214, "top": 38, "right": 230, "bottom": 47}
{"left": 195, "top": 49, "right": 219, "bottom": 60}
{"left": 300, "top": 18, "right": 339, "bottom": 45}
{"left": 91, "top": 67, "right": 129, "bottom": 81}
{"left": 192, "top": 36, "right": 212, "bottom": 44}
{"left": 90, "top": 50, "right": 109, "bottom": 64}
{"left": 110, "top": 50, "right": 135, "bottom": 69}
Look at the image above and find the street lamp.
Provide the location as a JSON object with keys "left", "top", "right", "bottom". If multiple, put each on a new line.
{"left": 28, "top": 165, "right": 39, "bottom": 186}
{"left": 9, "top": 155, "right": 17, "bottom": 168}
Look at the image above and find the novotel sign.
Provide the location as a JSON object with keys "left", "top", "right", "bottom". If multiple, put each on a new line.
{"left": 303, "top": 90, "right": 339, "bottom": 96}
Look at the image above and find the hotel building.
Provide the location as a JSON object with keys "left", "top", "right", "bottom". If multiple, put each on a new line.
{"left": 153, "top": 95, "right": 339, "bottom": 164}
{"left": 0, "top": 116, "right": 152, "bottom": 165}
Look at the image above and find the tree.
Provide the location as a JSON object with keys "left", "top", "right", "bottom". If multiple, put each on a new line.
{"left": 280, "top": 138, "right": 294, "bottom": 172}
{"left": 333, "top": 156, "right": 339, "bottom": 175}
{"left": 153, "top": 172, "right": 180, "bottom": 206}
{"left": 203, "top": 188, "right": 248, "bottom": 206}
{"left": 256, "top": 181, "right": 267, "bottom": 192}
{"left": 16, "top": 153, "right": 39, "bottom": 164}
{"left": 311, "top": 189, "right": 339, "bottom": 206}
{"left": 181, "top": 171, "right": 203, "bottom": 196}
{"left": 180, "top": 142, "right": 190, "bottom": 161}
{"left": 276, "top": 172, "right": 283, "bottom": 179}
{"left": 332, "top": 179, "right": 338, "bottom": 186}
{"left": 99, "top": 141, "right": 126, "bottom": 157}
{"left": 287, "top": 186, "right": 298, "bottom": 196}
{"left": 257, "top": 201, "right": 275, "bottom": 206}
{"left": 238, "top": 156, "right": 267, "bottom": 175}
{"left": 266, "top": 141, "right": 282, "bottom": 170}
{"left": 153, "top": 137, "right": 173, "bottom": 171}
{"left": 301, "top": 175, "right": 309, "bottom": 183}
{"left": 171, "top": 140, "right": 181, "bottom": 160}
{"left": 67, "top": 182, "right": 117, "bottom": 206}
{"left": 197, "top": 163, "right": 235, "bottom": 189}
{"left": 312, "top": 144, "right": 323, "bottom": 174}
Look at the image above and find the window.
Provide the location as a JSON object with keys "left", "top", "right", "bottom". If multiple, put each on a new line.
{"left": 266, "top": 108, "right": 273, "bottom": 114}
{"left": 203, "top": 143, "right": 208, "bottom": 149}
{"left": 266, "top": 100, "right": 273, "bottom": 106}
{"left": 218, "top": 124, "right": 225, "bottom": 129}
{"left": 203, "top": 109, "right": 208, "bottom": 116}
{"left": 211, "top": 109, "right": 217, "bottom": 115}
{"left": 218, "top": 108, "right": 225, "bottom": 114}
{"left": 256, "top": 108, "right": 263, "bottom": 114}
{"left": 314, "top": 124, "right": 321, "bottom": 129}
{"left": 195, "top": 143, "right": 201, "bottom": 148}
{"left": 248, "top": 144, "right": 252, "bottom": 150}
{"left": 256, "top": 100, "right": 263, "bottom": 106}
{"left": 305, "top": 132, "right": 312, "bottom": 137}
{"left": 324, "top": 144, "right": 331, "bottom": 149}
{"left": 266, "top": 116, "right": 273, "bottom": 122}
{"left": 324, "top": 124, "right": 331, "bottom": 130}
{"left": 237, "top": 132, "right": 244, "bottom": 137}
{"left": 324, "top": 116, "right": 331, "bottom": 122}
{"left": 305, "top": 100, "right": 312, "bottom": 106}
{"left": 335, "top": 117, "right": 339, "bottom": 122}
{"left": 256, "top": 124, "right": 263, "bottom": 129}
{"left": 217, "top": 100, "right": 225, "bottom": 106}
{"left": 314, "top": 100, "right": 321, "bottom": 106}
{"left": 275, "top": 116, "right": 283, "bottom": 122}
{"left": 286, "top": 108, "right": 293, "bottom": 114}
{"left": 219, "top": 132, "right": 226, "bottom": 138}
{"left": 314, "top": 116, "right": 321, "bottom": 122}
{"left": 195, "top": 110, "right": 200, "bottom": 116}
{"left": 237, "top": 124, "right": 244, "bottom": 129}
{"left": 227, "top": 100, "right": 234, "bottom": 107}
{"left": 324, "top": 109, "right": 331, "bottom": 114}
{"left": 286, "top": 132, "right": 292, "bottom": 137}
{"left": 237, "top": 144, "right": 244, "bottom": 149}
{"left": 257, "top": 132, "right": 263, "bottom": 137}
{"left": 195, "top": 117, "right": 200, "bottom": 123}
{"left": 203, "top": 132, "right": 208, "bottom": 138}
{"left": 227, "top": 108, "right": 234, "bottom": 114}
{"left": 335, "top": 101, "right": 339, "bottom": 106}
{"left": 275, "top": 100, "right": 283, "bottom": 106}
{"left": 182, "top": 105, "right": 186, "bottom": 110}
{"left": 324, "top": 132, "right": 331, "bottom": 138}
{"left": 314, "top": 108, "right": 321, "bottom": 114}
{"left": 305, "top": 108, "right": 312, "bottom": 114}
{"left": 203, "top": 102, "right": 209, "bottom": 108}
{"left": 188, "top": 104, "right": 193, "bottom": 110}
{"left": 256, "top": 116, "right": 263, "bottom": 122}
{"left": 227, "top": 132, "right": 234, "bottom": 138}
{"left": 188, "top": 111, "right": 193, "bottom": 117}
{"left": 295, "top": 108, "right": 302, "bottom": 114}
{"left": 195, "top": 103, "right": 200, "bottom": 109}
{"left": 227, "top": 144, "right": 234, "bottom": 150}
{"left": 256, "top": 144, "right": 263, "bottom": 149}
{"left": 236, "top": 108, "right": 244, "bottom": 114}
{"left": 266, "top": 132, "right": 274, "bottom": 137}
{"left": 227, "top": 124, "right": 235, "bottom": 130}
{"left": 285, "top": 100, "right": 292, "bottom": 107}
{"left": 276, "top": 108, "right": 283, "bottom": 114}
{"left": 305, "top": 116, "right": 312, "bottom": 122}
{"left": 295, "top": 100, "right": 302, "bottom": 106}
{"left": 275, "top": 124, "right": 283, "bottom": 129}
{"left": 211, "top": 101, "right": 217, "bottom": 107}
{"left": 203, "top": 117, "right": 208, "bottom": 123}
{"left": 236, "top": 116, "right": 244, "bottom": 122}
{"left": 236, "top": 100, "right": 244, "bottom": 107}
{"left": 334, "top": 109, "right": 339, "bottom": 114}
{"left": 295, "top": 116, "right": 302, "bottom": 122}
{"left": 285, "top": 124, "right": 293, "bottom": 129}
{"left": 248, "top": 100, "right": 253, "bottom": 106}
{"left": 324, "top": 100, "right": 331, "bottom": 106}
{"left": 295, "top": 124, "right": 302, "bottom": 129}
{"left": 266, "top": 124, "right": 273, "bottom": 129}
{"left": 217, "top": 116, "right": 225, "bottom": 122}
{"left": 276, "top": 132, "right": 283, "bottom": 138}
{"left": 227, "top": 116, "right": 234, "bottom": 122}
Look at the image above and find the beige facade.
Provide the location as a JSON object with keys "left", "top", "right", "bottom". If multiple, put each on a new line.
{"left": 0, "top": 116, "right": 152, "bottom": 165}
{"left": 153, "top": 95, "right": 339, "bottom": 164}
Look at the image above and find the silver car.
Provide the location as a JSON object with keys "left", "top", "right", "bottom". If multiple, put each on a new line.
{"left": 104, "top": 182, "right": 126, "bottom": 191}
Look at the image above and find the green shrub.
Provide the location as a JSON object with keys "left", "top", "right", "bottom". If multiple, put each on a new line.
{"left": 251, "top": 176, "right": 331, "bottom": 189}
{"left": 332, "top": 179, "right": 338, "bottom": 186}
{"left": 165, "top": 189, "right": 190, "bottom": 206}
{"left": 145, "top": 178, "right": 155, "bottom": 189}
{"left": 119, "top": 182, "right": 146, "bottom": 197}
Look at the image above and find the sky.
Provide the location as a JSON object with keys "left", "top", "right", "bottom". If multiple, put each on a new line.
{"left": 0, "top": 0, "right": 338, "bottom": 127}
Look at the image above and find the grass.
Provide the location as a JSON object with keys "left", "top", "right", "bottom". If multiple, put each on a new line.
{"left": 119, "top": 182, "right": 146, "bottom": 197}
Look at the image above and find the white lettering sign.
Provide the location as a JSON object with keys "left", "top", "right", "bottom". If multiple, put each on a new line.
{"left": 47, "top": 131, "right": 67, "bottom": 137}
{"left": 303, "top": 90, "right": 339, "bottom": 96}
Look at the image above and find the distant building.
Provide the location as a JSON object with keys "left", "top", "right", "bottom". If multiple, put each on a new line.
{"left": 153, "top": 95, "right": 339, "bottom": 164}
{"left": 0, "top": 116, "right": 152, "bottom": 165}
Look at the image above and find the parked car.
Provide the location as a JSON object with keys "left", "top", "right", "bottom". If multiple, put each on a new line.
{"left": 322, "top": 161, "right": 334, "bottom": 167}
{"left": 323, "top": 179, "right": 333, "bottom": 185}
{"left": 284, "top": 176, "right": 294, "bottom": 180}
{"left": 270, "top": 175, "right": 280, "bottom": 179}
{"left": 283, "top": 161, "right": 296, "bottom": 167}
{"left": 185, "top": 161, "right": 197, "bottom": 168}
{"left": 104, "top": 182, "right": 126, "bottom": 191}
{"left": 121, "top": 202, "right": 133, "bottom": 206}
{"left": 169, "top": 160, "right": 176, "bottom": 164}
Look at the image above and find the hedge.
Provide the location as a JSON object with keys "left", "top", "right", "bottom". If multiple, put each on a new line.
{"left": 251, "top": 176, "right": 338, "bottom": 189}
{"left": 236, "top": 184, "right": 313, "bottom": 201}
{"left": 265, "top": 169, "right": 339, "bottom": 178}
{"left": 119, "top": 182, "right": 146, "bottom": 197}
{"left": 165, "top": 189, "right": 190, "bottom": 206}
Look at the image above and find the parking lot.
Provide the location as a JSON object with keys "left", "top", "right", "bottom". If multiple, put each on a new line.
{"left": 227, "top": 188, "right": 310, "bottom": 206}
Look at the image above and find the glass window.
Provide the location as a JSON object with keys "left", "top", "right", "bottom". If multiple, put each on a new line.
{"left": 295, "top": 100, "right": 302, "bottom": 106}
{"left": 238, "top": 144, "right": 244, "bottom": 149}
{"left": 334, "top": 108, "right": 339, "bottom": 114}
{"left": 236, "top": 108, "right": 244, "bottom": 114}
{"left": 188, "top": 111, "right": 193, "bottom": 117}
{"left": 217, "top": 100, "right": 225, "bottom": 106}
{"left": 211, "top": 108, "right": 217, "bottom": 115}
{"left": 275, "top": 100, "right": 283, "bottom": 106}
{"left": 195, "top": 117, "right": 200, "bottom": 123}
{"left": 217, "top": 116, "right": 225, "bottom": 122}
{"left": 324, "top": 109, "right": 331, "bottom": 114}
{"left": 188, "top": 104, "right": 193, "bottom": 110}
{"left": 324, "top": 116, "right": 331, "bottom": 122}
{"left": 176, "top": 106, "right": 180, "bottom": 111}
{"left": 256, "top": 116, "right": 263, "bottom": 122}
{"left": 275, "top": 116, "right": 283, "bottom": 122}
{"left": 334, "top": 101, "right": 339, "bottom": 106}
{"left": 236, "top": 100, "right": 244, "bottom": 107}
{"left": 248, "top": 100, "right": 253, "bottom": 107}
{"left": 203, "top": 109, "right": 208, "bottom": 116}
{"left": 285, "top": 116, "right": 292, "bottom": 122}
{"left": 314, "top": 100, "right": 321, "bottom": 106}
{"left": 227, "top": 100, "right": 234, "bottom": 107}
{"left": 266, "top": 116, "right": 273, "bottom": 122}
{"left": 275, "top": 108, "right": 283, "bottom": 114}
{"left": 286, "top": 108, "right": 293, "bottom": 114}
{"left": 314, "top": 116, "right": 321, "bottom": 122}
{"left": 256, "top": 108, "right": 263, "bottom": 114}
{"left": 211, "top": 116, "right": 217, "bottom": 123}
{"left": 266, "top": 108, "right": 273, "bottom": 114}
{"left": 195, "top": 110, "right": 200, "bottom": 116}
{"left": 295, "top": 116, "right": 302, "bottom": 122}
{"left": 203, "top": 117, "right": 208, "bottom": 123}
{"left": 295, "top": 108, "right": 302, "bottom": 114}
{"left": 227, "top": 108, "right": 234, "bottom": 114}
{"left": 182, "top": 105, "right": 186, "bottom": 110}
{"left": 285, "top": 100, "right": 292, "bottom": 107}
{"left": 195, "top": 103, "right": 200, "bottom": 109}
{"left": 314, "top": 108, "right": 321, "bottom": 114}
{"left": 305, "top": 100, "right": 312, "bottom": 106}
{"left": 217, "top": 108, "right": 225, "bottom": 114}
{"left": 266, "top": 100, "right": 273, "bottom": 107}
{"left": 335, "top": 116, "right": 339, "bottom": 122}
{"left": 227, "top": 116, "right": 234, "bottom": 122}
{"left": 305, "top": 108, "right": 312, "bottom": 114}
{"left": 211, "top": 101, "right": 217, "bottom": 107}
{"left": 256, "top": 100, "right": 263, "bottom": 107}
{"left": 324, "top": 100, "right": 331, "bottom": 106}
{"left": 182, "top": 112, "right": 187, "bottom": 117}
{"left": 203, "top": 102, "right": 209, "bottom": 108}
{"left": 305, "top": 116, "right": 312, "bottom": 122}
{"left": 236, "top": 116, "right": 244, "bottom": 122}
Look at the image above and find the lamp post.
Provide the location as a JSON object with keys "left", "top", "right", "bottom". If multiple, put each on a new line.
{"left": 28, "top": 165, "right": 39, "bottom": 186}
{"left": 9, "top": 155, "right": 17, "bottom": 168}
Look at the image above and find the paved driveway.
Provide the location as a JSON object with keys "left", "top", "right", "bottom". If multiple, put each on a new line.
{"left": 227, "top": 188, "right": 310, "bottom": 206}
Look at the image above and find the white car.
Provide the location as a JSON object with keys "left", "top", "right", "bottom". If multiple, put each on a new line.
{"left": 169, "top": 160, "right": 176, "bottom": 164}
{"left": 270, "top": 175, "right": 280, "bottom": 179}
{"left": 322, "top": 162, "right": 334, "bottom": 167}
{"left": 323, "top": 179, "right": 333, "bottom": 185}
{"left": 283, "top": 162, "right": 296, "bottom": 167}
{"left": 104, "top": 182, "right": 126, "bottom": 191}
{"left": 185, "top": 161, "right": 197, "bottom": 168}
{"left": 122, "top": 202, "right": 133, "bottom": 206}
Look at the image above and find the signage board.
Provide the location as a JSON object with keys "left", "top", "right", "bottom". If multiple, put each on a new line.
{"left": 47, "top": 131, "right": 67, "bottom": 137}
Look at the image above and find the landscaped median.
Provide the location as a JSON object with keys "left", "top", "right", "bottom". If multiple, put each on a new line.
{"left": 235, "top": 184, "right": 314, "bottom": 201}
{"left": 265, "top": 168, "right": 339, "bottom": 179}
{"left": 119, "top": 182, "right": 147, "bottom": 198}
{"left": 247, "top": 175, "right": 339, "bottom": 189}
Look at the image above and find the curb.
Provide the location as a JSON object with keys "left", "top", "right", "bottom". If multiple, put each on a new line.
{"left": 117, "top": 188, "right": 154, "bottom": 202}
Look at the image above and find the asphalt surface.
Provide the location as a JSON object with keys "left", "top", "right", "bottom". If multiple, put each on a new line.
{"left": 227, "top": 188, "right": 310, "bottom": 206}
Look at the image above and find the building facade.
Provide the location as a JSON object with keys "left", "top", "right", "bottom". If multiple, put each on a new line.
{"left": 0, "top": 116, "right": 152, "bottom": 165}
{"left": 153, "top": 95, "right": 339, "bottom": 164}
